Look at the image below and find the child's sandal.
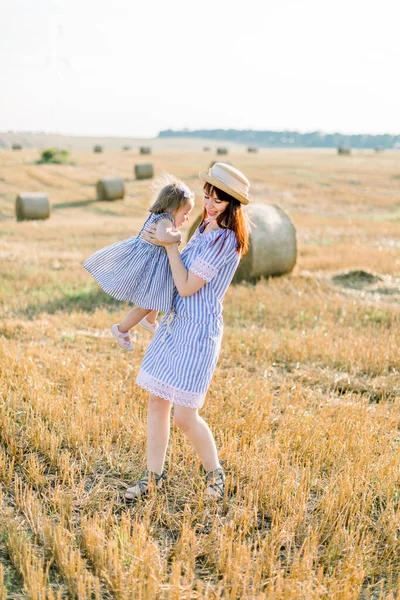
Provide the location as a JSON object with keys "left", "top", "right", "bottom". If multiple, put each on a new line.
{"left": 139, "top": 318, "right": 159, "bottom": 334}
{"left": 111, "top": 324, "right": 134, "bottom": 351}
{"left": 124, "top": 469, "right": 167, "bottom": 504}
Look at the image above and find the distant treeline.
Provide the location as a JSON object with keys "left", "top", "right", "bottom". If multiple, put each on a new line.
{"left": 159, "top": 129, "right": 400, "bottom": 149}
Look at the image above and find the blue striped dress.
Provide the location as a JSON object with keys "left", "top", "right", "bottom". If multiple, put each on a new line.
{"left": 136, "top": 222, "right": 241, "bottom": 409}
{"left": 82, "top": 212, "right": 175, "bottom": 312}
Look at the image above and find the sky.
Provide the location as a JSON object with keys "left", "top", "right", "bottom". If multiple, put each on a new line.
{"left": 1, "top": 0, "right": 400, "bottom": 138}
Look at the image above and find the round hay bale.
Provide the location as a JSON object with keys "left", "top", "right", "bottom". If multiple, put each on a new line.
{"left": 247, "top": 147, "right": 258, "bottom": 153}
{"left": 217, "top": 148, "right": 228, "bottom": 155}
{"left": 12, "top": 143, "right": 22, "bottom": 150}
{"left": 187, "top": 204, "right": 297, "bottom": 282}
{"left": 337, "top": 146, "right": 351, "bottom": 155}
{"left": 135, "top": 163, "right": 154, "bottom": 180}
{"left": 16, "top": 193, "right": 50, "bottom": 221}
{"left": 93, "top": 145, "right": 103, "bottom": 153}
{"left": 234, "top": 204, "right": 297, "bottom": 281}
{"left": 96, "top": 177, "right": 125, "bottom": 201}
{"left": 140, "top": 146, "right": 151, "bottom": 155}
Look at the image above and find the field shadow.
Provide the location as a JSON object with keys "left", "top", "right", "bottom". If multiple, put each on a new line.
{"left": 53, "top": 198, "right": 98, "bottom": 210}
{"left": 22, "top": 289, "right": 123, "bottom": 319}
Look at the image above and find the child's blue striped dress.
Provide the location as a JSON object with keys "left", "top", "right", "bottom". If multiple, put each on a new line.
{"left": 82, "top": 212, "right": 175, "bottom": 312}
{"left": 136, "top": 222, "right": 241, "bottom": 409}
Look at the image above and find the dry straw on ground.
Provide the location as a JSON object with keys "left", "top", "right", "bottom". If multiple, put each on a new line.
{"left": 0, "top": 146, "right": 399, "bottom": 598}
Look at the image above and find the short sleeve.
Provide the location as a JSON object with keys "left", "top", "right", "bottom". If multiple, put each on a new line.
{"left": 189, "top": 231, "right": 238, "bottom": 282}
{"left": 152, "top": 212, "right": 174, "bottom": 224}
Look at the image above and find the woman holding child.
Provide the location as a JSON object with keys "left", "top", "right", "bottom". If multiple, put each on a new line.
{"left": 126, "top": 163, "right": 251, "bottom": 502}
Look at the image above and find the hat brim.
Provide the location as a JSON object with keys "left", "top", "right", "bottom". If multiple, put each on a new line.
{"left": 199, "top": 172, "right": 250, "bottom": 205}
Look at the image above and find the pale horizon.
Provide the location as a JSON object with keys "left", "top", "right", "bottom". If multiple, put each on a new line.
{"left": 2, "top": 0, "right": 400, "bottom": 138}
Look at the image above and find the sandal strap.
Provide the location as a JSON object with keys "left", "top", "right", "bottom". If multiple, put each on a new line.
{"left": 205, "top": 467, "right": 225, "bottom": 496}
{"left": 141, "top": 468, "right": 167, "bottom": 488}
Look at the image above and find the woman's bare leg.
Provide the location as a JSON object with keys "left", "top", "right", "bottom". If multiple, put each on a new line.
{"left": 119, "top": 307, "right": 151, "bottom": 333}
{"left": 173, "top": 405, "right": 220, "bottom": 472}
{"left": 125, "top": 394, "right": 171, "bottom": 499}
{"left": 147, "top": 394, "right": 172, "bottom": 474}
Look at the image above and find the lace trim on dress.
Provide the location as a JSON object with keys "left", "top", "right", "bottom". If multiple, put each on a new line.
{"left": 189, "top": 257, "right": 218, "bottom": 282}
{"left": 136, "top": 369, "right": 205, "bottom": 408}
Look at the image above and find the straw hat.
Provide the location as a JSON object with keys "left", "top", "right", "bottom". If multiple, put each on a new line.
{"left": 199, "top": 162, "right": 250, "bottom": 205}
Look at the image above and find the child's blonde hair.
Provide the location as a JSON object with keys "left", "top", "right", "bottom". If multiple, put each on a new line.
{"left": 149, "top": 173, "right": 194, "bottom": 215}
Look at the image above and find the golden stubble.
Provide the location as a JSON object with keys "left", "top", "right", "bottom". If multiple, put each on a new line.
{"left": 0, "top": 147, "right": 399, "bottom": 598}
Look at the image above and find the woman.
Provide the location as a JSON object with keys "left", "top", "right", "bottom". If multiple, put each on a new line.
{"left": 125, "top": 162, "right": 251, "bottom": 502}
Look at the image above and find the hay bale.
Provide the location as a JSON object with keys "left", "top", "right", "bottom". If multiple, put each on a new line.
{"left": 187, "top": 204, "right": 297, "bottom": 282}
{"left": 16, "top": 193, "right": 50, "bottom": 221}
{"left": 337, "top": 146, "right": 351, "bottom": 155}
{"left": 217, "top": 148, "right": 228, "bottom": 155}
{"left": 247, "top": 147, "right": 258, "bottom": 153}
{"left": 96, "top": 177, "right": 125, "bottom": 201}
{"left": 135, "top": 163, "right": 154, "bottom": 180}
{"left": 93, "top": 145, "right": 103, "bottom": 153}
{"left": 234, "top": 204, "right": 296, "bottom": 281}
{"left": 140, "top": 146, "right": 151, "bottom": 155}
{"left": 12, "top": 143, "right": 22, "bottom": 150}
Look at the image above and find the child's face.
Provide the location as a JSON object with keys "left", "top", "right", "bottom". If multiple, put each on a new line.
{"left": 174, "top": 198, "right": 194, "bottom": 228}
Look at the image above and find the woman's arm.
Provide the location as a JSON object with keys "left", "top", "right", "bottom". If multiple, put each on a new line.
{"left": 165, "top": 244, "right": 207, "bottom": 297}
{"left": 141, "top": 225, "right": 206, "bottom": 297}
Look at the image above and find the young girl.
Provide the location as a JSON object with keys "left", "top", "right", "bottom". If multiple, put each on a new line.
{"left": 82, "top": 174, "right": 195, "bottom": 350}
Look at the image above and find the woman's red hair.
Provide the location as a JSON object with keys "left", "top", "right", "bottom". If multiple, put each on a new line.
{"left": 202, "top": 183, "right": 250, "bottom": 255}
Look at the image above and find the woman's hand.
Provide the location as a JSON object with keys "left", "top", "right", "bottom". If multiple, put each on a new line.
{"left": 140, "top": 224, "right": 161, "bottom": 245}
{"left": 141, "top": 224, "right": 180, "bottom": 247}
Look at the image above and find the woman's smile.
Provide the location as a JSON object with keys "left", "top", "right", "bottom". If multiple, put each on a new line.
{"left": 204, "top": 193, "right": 229, "bottom": 221}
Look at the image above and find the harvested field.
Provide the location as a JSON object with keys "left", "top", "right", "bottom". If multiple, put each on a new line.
{"left": 0, "top": 145, "right": 399, "bottom": 599}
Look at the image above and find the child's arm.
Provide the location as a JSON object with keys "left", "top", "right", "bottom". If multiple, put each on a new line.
{"left": 155, "top": 219, "right": 182, "bottom": 244}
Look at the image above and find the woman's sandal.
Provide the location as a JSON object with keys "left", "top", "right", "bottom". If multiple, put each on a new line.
{"left": 204, "top": 461, "right": 226, "bottom": 501}
{"left": 124, "top": 469, "right": 167, "bottom": 504}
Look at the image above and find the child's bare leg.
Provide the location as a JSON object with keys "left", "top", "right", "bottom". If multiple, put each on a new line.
{"left": 119, "top": 307, "right": 151, "bottom": 333}
{"left": 144, "top": 310, "right": 158, "bottom": 325}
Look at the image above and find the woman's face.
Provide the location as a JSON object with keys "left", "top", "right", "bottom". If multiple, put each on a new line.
{"left": 203, "top": 189, "right": 229, "bottom": 223}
